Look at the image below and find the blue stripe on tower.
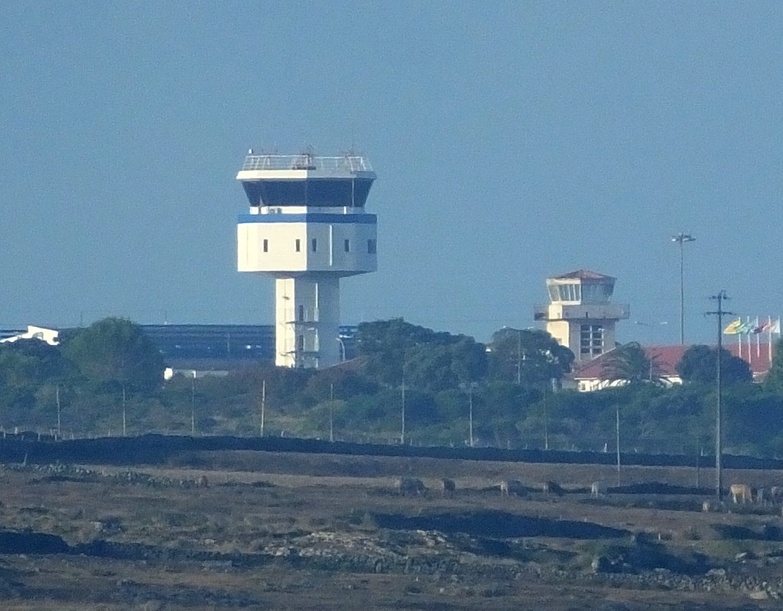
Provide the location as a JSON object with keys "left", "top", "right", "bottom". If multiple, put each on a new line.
{"left": 238, "top": 213, "right": 377, "bottom": 224}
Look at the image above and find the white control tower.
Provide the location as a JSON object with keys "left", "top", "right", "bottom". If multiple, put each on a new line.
{"left": 237, "top": 151, "right": 378, "bottom": 369}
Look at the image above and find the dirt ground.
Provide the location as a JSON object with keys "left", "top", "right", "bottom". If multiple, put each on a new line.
{"left": 0, "top": 449, "right": 782, "bottom": 609}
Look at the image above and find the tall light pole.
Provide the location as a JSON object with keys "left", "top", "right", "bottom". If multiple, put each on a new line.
{"left": 671, "top": 233, "right": 695, "bottom": 345}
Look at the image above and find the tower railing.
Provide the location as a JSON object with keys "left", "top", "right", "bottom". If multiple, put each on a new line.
{"left": 241, "top": 154, "right": 373, "bottom": 174}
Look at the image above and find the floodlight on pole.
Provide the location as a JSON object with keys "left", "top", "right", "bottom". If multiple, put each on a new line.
{"left": 671, "top": 233, "right": 696, "bottom": 345}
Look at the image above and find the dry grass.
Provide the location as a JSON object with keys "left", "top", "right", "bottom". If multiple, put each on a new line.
{"left": 0, "top": 450, "right": 781, "bottom": 609}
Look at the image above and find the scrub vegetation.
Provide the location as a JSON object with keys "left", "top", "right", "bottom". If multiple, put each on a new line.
{"left": 2, "top": 318, "right": 783, "bottom": 460}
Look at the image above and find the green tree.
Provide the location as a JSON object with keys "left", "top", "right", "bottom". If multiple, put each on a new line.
{"left": 603, "top": 342, "right": 663, "bottom": 385}
{"left": 302, "top": 368, "right": 378, "bottom": 404}
{"left": 764, "top": 338, "right": 783, "bottom": 396}
{"left": 723, "top": 385, "right": 783, "bottom": 455}
{"left": 64, "top": 318, "right": 165, "bottom": 394}
{"left": 403, "top": 338, "right": 487, "bottom": 393}
{"left": 357, "top": 319, "right": 487, "bottom": 390}
{"left": 676, "top": 345, "right": 752, "bottom": 385}
{"left": 0, "top": 339, "right": 72, "bottom": 429}
{"left": 487, "top": 327, "right": 574, "bottom": 387}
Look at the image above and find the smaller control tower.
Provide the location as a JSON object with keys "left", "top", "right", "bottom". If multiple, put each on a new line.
{"left": 237, "top": 151, "right": 377, "bottom": 369}
{"left": 534, "top": 270, "right": 629, "bottom": 362}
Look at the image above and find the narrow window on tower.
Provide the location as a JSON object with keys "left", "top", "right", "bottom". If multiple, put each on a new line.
{"left": 295, "top": 239, "right": 301, "bottom": 252}
{"left": 367, "top": 239, "right": 377, "bottom": 254}
{"left": 297, "top": 334, "right": 304, "bottom": 352}
{"left": 298, "top": 305, "right": 304, "bottom": 322}
{"left": 344, "top": 239, "right": 350, "bottom": 253}
{"left": 263, "top": 239, "right": 269, "bottom": 253}
{"left": 311, "top": 238, "right": 317, "bottom": 252}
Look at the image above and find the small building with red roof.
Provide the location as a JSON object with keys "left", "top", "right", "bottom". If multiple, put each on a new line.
{"left": 572, "top": 343, "right": 775, "bottom": 392}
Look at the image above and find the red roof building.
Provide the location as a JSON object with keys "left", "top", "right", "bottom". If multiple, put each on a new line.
{"left": 571, "top": 343, "right": 775, "bottom": 392}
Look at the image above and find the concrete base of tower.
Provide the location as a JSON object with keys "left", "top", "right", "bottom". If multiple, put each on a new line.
{"left": 274, "top": 275, "right": 341, "bottom": 369}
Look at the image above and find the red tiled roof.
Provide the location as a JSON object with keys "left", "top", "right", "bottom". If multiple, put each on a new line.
{"left": 574, "top": 343, "right": 774, "bottom": 381}
{"left": 726, "top": 342, "right": 773, "bottom": 377}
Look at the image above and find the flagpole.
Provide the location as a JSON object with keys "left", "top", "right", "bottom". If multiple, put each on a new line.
{"left": 747, "top": 316, "right": 752, "bottom": 366}
{"left": 756, "top": 317, "right": 761, "bottom": 359}
{"left": 770, "top": 316, "right": 774, "bottom": 363}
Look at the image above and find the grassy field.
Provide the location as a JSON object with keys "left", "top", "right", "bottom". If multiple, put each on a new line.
{"left": 0, "top": 449, "right": 782, "bottom": 609}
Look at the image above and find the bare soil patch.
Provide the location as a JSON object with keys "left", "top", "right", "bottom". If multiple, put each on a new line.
{"left": 0, "top": 449, "right": 782, "bottom": 608}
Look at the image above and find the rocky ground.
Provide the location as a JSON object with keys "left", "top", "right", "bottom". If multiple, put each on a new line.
{"left": 0, "top": 450, "right": 782, "bottom": 608}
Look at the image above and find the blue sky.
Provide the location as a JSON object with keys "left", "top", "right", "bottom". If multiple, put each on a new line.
{"left": 2, "top": 2, "right": 782, "bottom": 345}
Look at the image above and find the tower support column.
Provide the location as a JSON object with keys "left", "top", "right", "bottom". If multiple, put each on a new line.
{"left": 275, "top": 276, "right": 340, "bottom": 368}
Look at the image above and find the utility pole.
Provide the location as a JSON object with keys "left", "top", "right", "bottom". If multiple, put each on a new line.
{"left": 329, "top": 383, "right": 334, "bottom": 443}
{"left": 55, "top": 385, "right": 61, "bottom": 438}
{"left": 400, "top": 376, "right": 406, "bottom": 445}
{"left": 121, "top": 385, "right": 127, "bottom": 437}
{"left": 707, "top": 290, "right": 732, "bottom": 502}
{"left": 672, "top": 233, "right": 695, "bottom": 345}
{"left": 460, "top": 382, "right": 477, "bottom": 448}
{"left": 468, "top": 383, "right": 474, "bottom": 448}
{"left": 543, "top": 380, "right": 551, "bottom": 451}
{"left": 260, "top": 379, "right": 266, "bottom": 437}
{"left": 190, "top": 372, "right": 196, "bottom": 436}
{"left": 616, "top": 403, "right": 621, "bottom": 486}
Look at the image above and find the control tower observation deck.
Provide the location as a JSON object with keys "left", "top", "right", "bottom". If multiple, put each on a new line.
{"left": 237, "top": 152, "right": 378, "bottom": 369}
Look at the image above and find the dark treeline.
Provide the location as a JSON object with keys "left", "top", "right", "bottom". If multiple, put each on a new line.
{"left": 2, "top": 317, "right": 783, "bottom": 458}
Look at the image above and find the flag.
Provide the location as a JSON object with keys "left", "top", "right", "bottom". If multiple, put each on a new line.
{"left": 752, "top": 318, "right": 767, "bottom": 334}
{"left": 723, "top": 319, "right": 744, "bottom": 335}
{"left": 770, "top": 319, "right": 781, "bottom": 334}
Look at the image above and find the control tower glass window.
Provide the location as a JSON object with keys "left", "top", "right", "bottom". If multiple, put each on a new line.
{"left": 582, "top": 283, "right": 612, "bottom": 304}
{"left": 557, "top": 284, "right": 580, "bottom": 303}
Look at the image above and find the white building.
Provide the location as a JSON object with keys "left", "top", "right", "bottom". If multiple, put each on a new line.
{"left": 0, "top": 325, "right": 59, "bottom": 346}
{"left": 237, "top": 152, "right": 378, "bottom": 369}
